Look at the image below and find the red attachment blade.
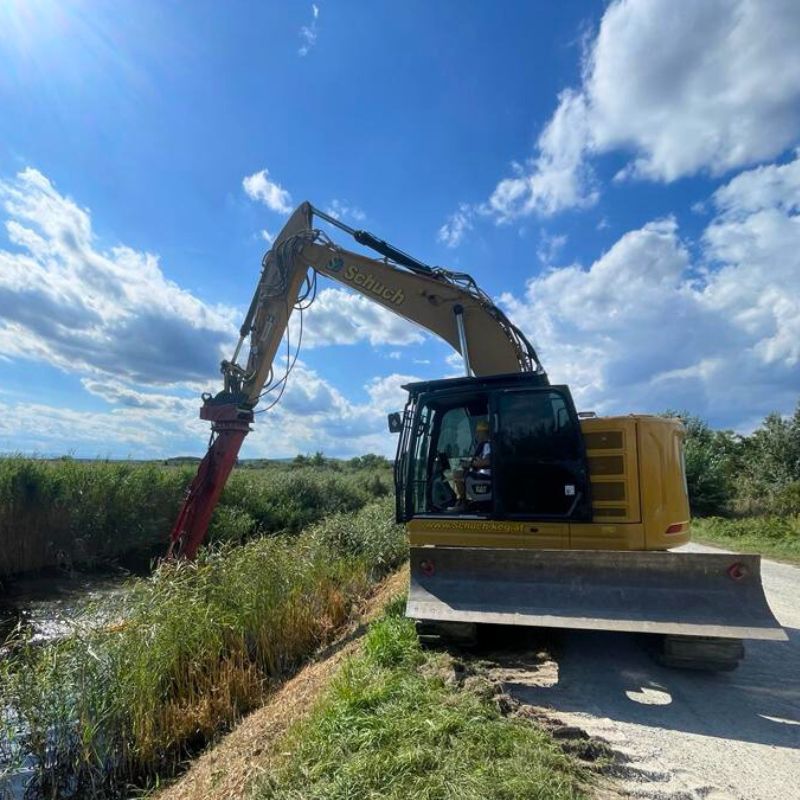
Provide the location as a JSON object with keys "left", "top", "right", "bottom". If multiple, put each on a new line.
{"left": 167, "top": 399, "right": 253, "bottom": 560}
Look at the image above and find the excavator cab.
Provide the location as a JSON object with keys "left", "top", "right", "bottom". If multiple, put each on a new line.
{"left": 393, "top": 373, "right": 592, "bottom": 524}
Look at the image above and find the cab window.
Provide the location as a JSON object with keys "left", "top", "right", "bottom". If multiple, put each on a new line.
{"left": 437, "top": 407, "right": 473, "bottom": 461}
{"left": 494, "top": 389, "right": 588, "bottom": 517}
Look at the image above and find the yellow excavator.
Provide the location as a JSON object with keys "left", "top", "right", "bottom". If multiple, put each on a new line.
{"left": 168, "top": 202, "right": 785, "bottom": 670}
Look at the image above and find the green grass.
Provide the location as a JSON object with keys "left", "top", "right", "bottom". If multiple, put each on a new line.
{"left": 0, "top": 457, "right": 392, "bottom": 575}
{"left": 254, "top": 609, "right": 585, "bottom": 800}
{"left": 692, "top": 515, "right": 800, "bottom": 563}
{"left": 0, "top": 499, "right": 406, "bottom": 798}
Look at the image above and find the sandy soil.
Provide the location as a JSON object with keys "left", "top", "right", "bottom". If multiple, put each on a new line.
{"left": 497, "top": 544, "right": 800, "bottom": 800}
{"left": 154, "top": 567, "right": 408, "bottom": 800}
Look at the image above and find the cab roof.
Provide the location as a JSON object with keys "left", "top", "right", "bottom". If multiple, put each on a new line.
{"left": 402, "top": 371, "right": 550, "bottom": 397}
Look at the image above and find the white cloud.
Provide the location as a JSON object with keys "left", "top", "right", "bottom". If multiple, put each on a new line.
{"left": 709, "top": 153, "right": 800, "bottom": 218}
{"left": 485, "top": 0, "right": 800, "bottom": 218}
{"left": 242, "top": 169, "right": 292, "bottom": 214}
{"left": 0, "top": 168, "right": 422, "bottom": 459}
{"left": 498, "top": 154, "right": 800, "bottom": 427}
{"left": 80, "top": 378, "right": 194, "bottom": 412}
{"left": 487, "top": 89, "right": 598, "bottom": 219}
{"left": 0, "top": 362, "right": 415, "bottom": 460}
{"left": 0, "top": 168, "right": 237, "bottom": 386}
{"left": 0, "top": 395, "right": 206, "bottom": 457}
{"left": 364, "top": 373, "right": 418, "bottom": 413}
{"left": 536, "top": 232, "right": 567, "bottom": 264}
{"left": 261, "top": 228, "right": 275, "bottom": 244}
{"left": 298, "top": 4, "right": 320, "bottom": 57}
{"left": 299, "top": 287, "right": 427, "bottom": 348}
{"left": 444, "top": 350, "right": 466, "bottom": 378}
{"left": 437, "top": 203, "right": 474, "bottom": 247}
{"left": 244, "top": 366, "right": 420, "bottom": 459}
{"left": 324, "top": 198, "right": 366, "bottom": 223}
{"left": 0, "top": 167, "right": 239, "bottom": 457}
{"left": 701, "top": 157, "right": 800, "bottom": 370}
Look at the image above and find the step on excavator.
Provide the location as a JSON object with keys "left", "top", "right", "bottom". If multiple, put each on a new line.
{"left": 168, "top": 202, "right": 786, "bottom": 671}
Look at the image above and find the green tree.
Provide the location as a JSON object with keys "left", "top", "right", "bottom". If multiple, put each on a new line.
{"left": 736, "top": 401, "right": 800, "bottom": 513}
{"left": 665, "top": 412, "right": 740, "bottom": 516}
{"left": 359, "top": 453, "right": 390, "bottom": 470}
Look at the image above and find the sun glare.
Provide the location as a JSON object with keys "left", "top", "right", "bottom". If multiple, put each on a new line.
{"left": 0, "top": 0, "right": 75, "bottom": 57}
{"left": 0, "top": 0, "right": 149, "bottom": 101}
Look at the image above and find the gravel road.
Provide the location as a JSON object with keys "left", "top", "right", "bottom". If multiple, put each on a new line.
{"left": 499, "top": 544, "right": 800, "bottom": 800}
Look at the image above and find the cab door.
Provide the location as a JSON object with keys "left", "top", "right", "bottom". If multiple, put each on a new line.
{"left": 491, "top": 386, "right": 592, "bottom": 522}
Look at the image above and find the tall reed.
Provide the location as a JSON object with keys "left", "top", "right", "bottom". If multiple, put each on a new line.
{"left": 0, "top": 499, "right": 405, "bottom": 798}
{"left": 0, "top": 457, "right": 391, "bottom": 576}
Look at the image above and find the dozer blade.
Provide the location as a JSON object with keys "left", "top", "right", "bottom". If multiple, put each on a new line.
{"left": 407, "top": 547, "right": 787, "bottom": 641}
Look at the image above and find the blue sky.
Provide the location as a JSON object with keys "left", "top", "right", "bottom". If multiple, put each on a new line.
{"left": 0, "top": 0, "right": 798, "bottom": 458}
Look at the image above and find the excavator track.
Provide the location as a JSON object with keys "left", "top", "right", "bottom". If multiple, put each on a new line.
{"left": 415, "top": 620, "right": 478, "bottom": 648}
{"left": 655, "top": 634, "right": 745, "bottom": 672}
{"left": 416, "top": 619, "right": 745, "bottom": 672}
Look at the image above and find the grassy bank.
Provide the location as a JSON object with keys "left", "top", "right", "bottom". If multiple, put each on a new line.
{"left": 254, "top": 604, "right": 586, "bottom": 800}
{"left": 692, "top": 515, "right": 800, "bottom": 563}
{"left": 0, "top": 499, "right": 405, "bottom": 798}
{"left": 0, "top": 457, "right": 391, "bottom": 576}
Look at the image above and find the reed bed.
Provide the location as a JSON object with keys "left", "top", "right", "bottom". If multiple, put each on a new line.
{"left": 0, "top": 457, "right": 391, "bottom": 576}
{"left": 0, "top": 499, "right": 405, "bottom": 798}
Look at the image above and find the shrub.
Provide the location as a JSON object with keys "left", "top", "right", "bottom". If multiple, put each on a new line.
{"left": 692, "top": 515, "right": 800, "bottom": 559}
{"left": 664, "top": 413, "right": 739, "bottom": 515}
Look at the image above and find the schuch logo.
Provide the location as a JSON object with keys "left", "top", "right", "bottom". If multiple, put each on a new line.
{"left": 342, "top": 264, "right": 405, "bottom": 306}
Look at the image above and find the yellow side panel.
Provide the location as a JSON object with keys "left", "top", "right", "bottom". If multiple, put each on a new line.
{"left": 637, "top": 417, "right": 691, "bottom": 549}
{"left": 406, "top": 518, "right": 568, "bottom": 549}
{"left": 569, "top": 522, "right": 645, "bottom": 550}
{"left": 580, "top": 417, "right": 641, "bottom": 524}
{"left": 571, "top": 417, "right": 644, "bottom": 549}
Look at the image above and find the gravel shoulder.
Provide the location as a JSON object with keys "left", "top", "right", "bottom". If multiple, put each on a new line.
{"left": 501, "top": 543, "right": 800, "bottom": 800}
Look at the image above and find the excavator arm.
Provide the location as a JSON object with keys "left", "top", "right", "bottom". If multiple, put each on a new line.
{"left": 168, "top": 202, "right": 544, "bottom": 558}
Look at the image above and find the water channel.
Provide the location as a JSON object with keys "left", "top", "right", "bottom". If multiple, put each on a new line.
{"left": 0, "top": 568, "right": 137, "bottom": 799}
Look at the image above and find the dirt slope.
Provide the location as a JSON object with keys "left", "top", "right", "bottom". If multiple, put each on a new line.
{"left": 155, "top": 567, "right": 408, "bottom": 800}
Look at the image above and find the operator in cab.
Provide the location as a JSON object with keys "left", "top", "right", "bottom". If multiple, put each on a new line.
{"left": 447, "top": 419, "right": 491, "bottom": 512}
